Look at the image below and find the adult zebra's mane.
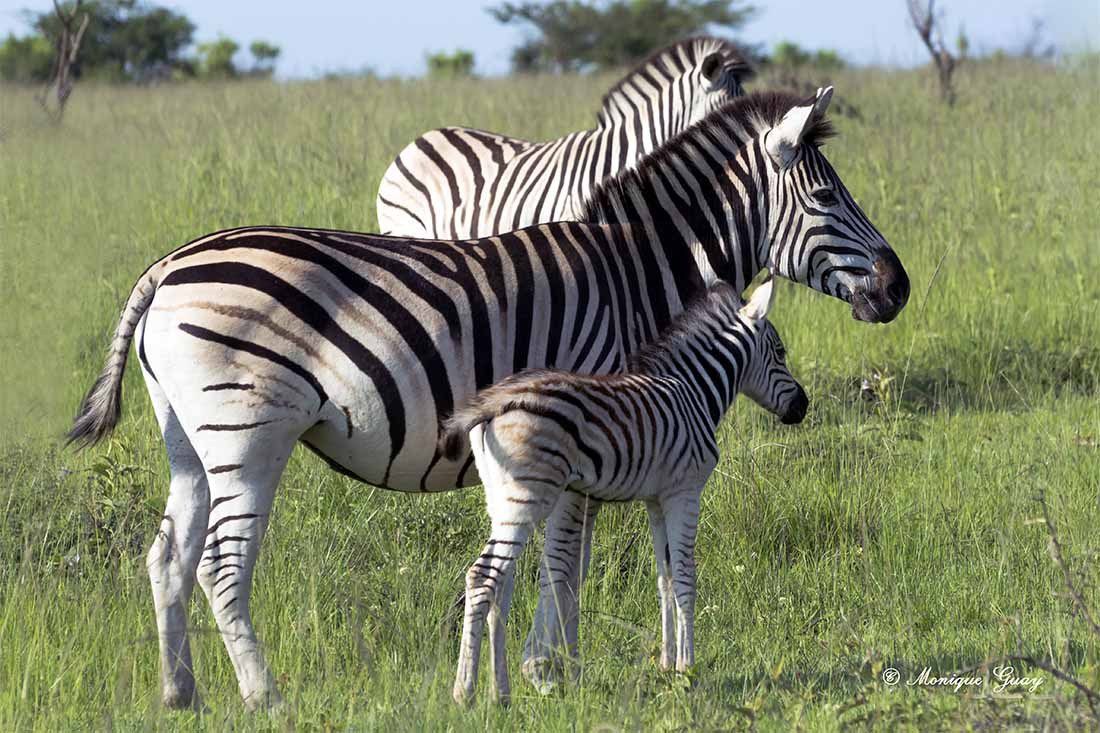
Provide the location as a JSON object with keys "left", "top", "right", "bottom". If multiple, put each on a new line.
{"left": 595, "top": 36, "right": 753, "bottom": 128}
{"left": 580, "top": 89, "right": 837, "bottom": 225}
{"left": 625, "top": 281, "right": 743, "bottom": 374}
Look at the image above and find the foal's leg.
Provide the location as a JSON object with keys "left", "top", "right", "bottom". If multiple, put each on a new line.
{"left": 146, "top": 379, "right": 210, "bottom": 709}
{"left": 661, "top": 489, "right": 702, "bottom": 672}
{"left": 487, "top": 547, "right": 517, "bottom": 705}
{"left": 645, "top": 500, "right": 675, "bottom": 671}
{"left": 455, "top": 522, "right": 535, "bottom": 705}
{"left": 522, "top": 490, "right": 600, "bottom": 692}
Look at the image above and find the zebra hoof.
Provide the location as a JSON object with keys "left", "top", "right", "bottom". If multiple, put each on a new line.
{"left": 452, "top": 683, "right": 476, "bottom": 707}
{"left": 161, "top": 681, "right": 204, "bottom": 712}
{"left": 521, "top": 657, "right": 560, "bottom": 695}
{"left": 242, "top": 687, "right": 284, "bottom": 713}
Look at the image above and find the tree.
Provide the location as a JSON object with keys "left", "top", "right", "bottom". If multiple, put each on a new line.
{"left": 489, "top": 0, "right": 755, "bottom": 73}
{"left": 196, "top": 37, "right": 238, "bottom": 79}
{"left": 771, "top": 41, "right": 846, "bottom": 72}
{"left": 36, "top": 0, "right": 90, "bottom": 119}
{"left": 31, "top": 0, "right": 195, "bottom": 82}
{"left": 0, "top": 33, "right": 55, "bottom": 83}
{"left": 426, "top": 49, "right": 475, "bottom": 78}
{"left": 907, "top": 0, "right": 958, "bottom": 105}
{"left": 249, "top": 40, "right": 280, "bottom": 76}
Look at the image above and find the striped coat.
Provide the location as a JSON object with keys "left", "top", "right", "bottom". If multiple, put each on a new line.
{"left": 376, "top": 37, "right": 752, "bottom": 238}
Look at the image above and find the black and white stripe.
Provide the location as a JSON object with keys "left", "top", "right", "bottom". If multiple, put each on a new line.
{"left": 444, "top": 279, "right": 806, "bottom": 704}
{"left": 67, "top": 87, "right": 908, "bottom": 709}
{"left": 376, "top": 37, "right": 753, "bottom": 238}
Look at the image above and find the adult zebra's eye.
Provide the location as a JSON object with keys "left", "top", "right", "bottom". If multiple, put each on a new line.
{"left": 811, "top": 189, "right": 838, "bottom": 207}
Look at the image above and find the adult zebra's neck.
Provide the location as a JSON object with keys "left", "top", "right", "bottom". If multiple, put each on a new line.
{"left": 629, "top": 283, "right": 749, "bottom": 429}
{"left": 580, "top": 107, "right": 771, "bottom": 339}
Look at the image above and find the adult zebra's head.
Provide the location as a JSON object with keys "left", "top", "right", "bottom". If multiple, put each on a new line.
{"left": 760, "top": 87, "right": 910, "bottom": 323}
{"left": 597, "top": 37, "right": 754, "bottom": 142}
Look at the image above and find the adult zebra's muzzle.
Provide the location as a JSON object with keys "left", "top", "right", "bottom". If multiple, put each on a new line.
{"left": 850, "top": 249, "right": 910, "bottom": 324}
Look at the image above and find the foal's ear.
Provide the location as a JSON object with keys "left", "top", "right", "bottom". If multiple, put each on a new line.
{"left": 764, "top": 86, "right": 834, "bottom": 167}
{"left": 741, "top": 278, "right": 775, "bottom": 321}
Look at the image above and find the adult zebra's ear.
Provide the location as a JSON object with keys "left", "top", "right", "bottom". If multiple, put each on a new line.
{"left": 764, "top": 86, "right": 835, "bottom": 167}
{"left": 741, "top": 278, "right": 775, "bottom": 322}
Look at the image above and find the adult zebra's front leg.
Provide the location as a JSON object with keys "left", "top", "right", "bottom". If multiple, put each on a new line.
{"left": 521, "top": 490, "right": 600, "bottom": 692}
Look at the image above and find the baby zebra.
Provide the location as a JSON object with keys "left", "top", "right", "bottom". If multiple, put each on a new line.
{"left": 439, "top": 278, "right": 807, "bottom": 704}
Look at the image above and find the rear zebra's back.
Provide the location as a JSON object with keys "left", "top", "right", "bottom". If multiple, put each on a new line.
{"left": 376, "top": 37, "right": 752, "bottom": 238}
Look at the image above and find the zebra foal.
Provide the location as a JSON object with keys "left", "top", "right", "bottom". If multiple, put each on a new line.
{"left": 440, "top": 278, "right": 806, "bottom": 704}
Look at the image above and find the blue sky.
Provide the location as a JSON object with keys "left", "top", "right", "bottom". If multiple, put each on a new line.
{"left": 1, "top": 1, "right": 1096, "bottom": 77}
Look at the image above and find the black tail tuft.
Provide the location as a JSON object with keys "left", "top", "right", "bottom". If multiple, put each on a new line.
{"left": 65, "top": 368, "right": 123, "bottom": 449}
{"left": 438, "top": 423, "right": 468, "bottom": 462}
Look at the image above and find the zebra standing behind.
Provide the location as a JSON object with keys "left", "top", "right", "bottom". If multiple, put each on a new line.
{"left": 375, "top": 37, "right": 753, "bottom": 238}
{"left": 441, "top": 278, "right": 805, "bottom": 705}
{"left": 66, "top": 87, "right": 908, "bottom": 711}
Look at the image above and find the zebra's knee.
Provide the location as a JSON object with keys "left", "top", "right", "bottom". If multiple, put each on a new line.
{"left": 146, "top": 519, "right": 174, "bottom": 578}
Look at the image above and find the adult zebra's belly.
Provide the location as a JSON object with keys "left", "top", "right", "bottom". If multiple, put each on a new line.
{"left": 299, "top": 398, "right": 477, "bottom": 493}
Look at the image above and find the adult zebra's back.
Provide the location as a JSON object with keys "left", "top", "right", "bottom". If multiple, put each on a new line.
{"left": 375, "top": 37, "right": 752, "bottom": 238}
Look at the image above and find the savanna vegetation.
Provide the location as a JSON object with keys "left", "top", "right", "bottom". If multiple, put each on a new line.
{"left": 1, "top": 57, "right": 1098, "bottom": 730}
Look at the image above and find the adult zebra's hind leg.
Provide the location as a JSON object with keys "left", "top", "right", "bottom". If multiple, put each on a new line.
{"left": 522, "top": 490, "right": 600, "bottom": 693}
{"left": 191, "top": 423, "right": 299, "bottom": 712}
{"left": 146, "top": 380, "right": 210, "bottom": 710}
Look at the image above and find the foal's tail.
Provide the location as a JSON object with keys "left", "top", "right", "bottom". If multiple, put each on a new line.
{"left": 66, "top": 270, "right": 160, "bottom": 448}
{"left": 437, "top": 404, "right": 494, "bottom": 462}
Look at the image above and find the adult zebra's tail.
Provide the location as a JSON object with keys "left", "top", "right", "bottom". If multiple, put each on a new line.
{"left": 66, "top": 272, "right": 159, "bottom": 448}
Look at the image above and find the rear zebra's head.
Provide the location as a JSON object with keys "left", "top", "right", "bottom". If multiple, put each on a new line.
{"left": 691, "top": 39, "right": 754, "bottom": 119}
{"left": 760, "top": 87, "right": 910, "bottom": 323}
{"left": 736, "top": 280, "right": 808, "bottom": 425}
{"left": 598, "top": 37, "right": 754, "bottom": 136}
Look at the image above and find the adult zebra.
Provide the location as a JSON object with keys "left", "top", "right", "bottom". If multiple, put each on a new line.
{"left": 68, "top": 88, "right": 909, "bottom": 710}
{"left": 375, "top": 36, "right": 753, "bottom": 239}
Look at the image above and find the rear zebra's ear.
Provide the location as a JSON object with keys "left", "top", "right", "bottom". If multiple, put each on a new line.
{"left": 741, "top": 279, "right": 775, "bottom": 322}
{"left": 701, "top": 52, "right": 723, "bottom": 82}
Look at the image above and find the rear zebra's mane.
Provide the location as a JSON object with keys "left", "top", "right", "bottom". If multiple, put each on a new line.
{"left": 596, "top": 36, "right": 754, "bottom": 129}
{"left": 581, "top": 89, "right": 837, "bottom": 224}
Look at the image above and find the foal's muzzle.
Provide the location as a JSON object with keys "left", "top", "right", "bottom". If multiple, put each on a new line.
{"left": 780, "top": 386, "right": 809, "bottom": 425}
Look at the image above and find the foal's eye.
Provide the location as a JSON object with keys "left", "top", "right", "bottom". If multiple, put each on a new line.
{"left": 811, "top": 189, "right": 838, "bottom": 207}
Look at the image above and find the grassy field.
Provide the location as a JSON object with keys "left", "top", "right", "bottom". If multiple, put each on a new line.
{"left": 2, "top": 59, "right": 1099, "bottom": 730}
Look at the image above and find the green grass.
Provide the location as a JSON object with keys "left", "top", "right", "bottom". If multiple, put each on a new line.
{"left": 2, "top": 61, "right": 1099, "bottom": 730}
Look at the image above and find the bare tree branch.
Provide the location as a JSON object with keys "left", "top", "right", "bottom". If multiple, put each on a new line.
{"left": 36, "top": 0, "right": 89, "bottom": 121}
{"left": 906, "top": 0, "right": 958, "bottom": 105}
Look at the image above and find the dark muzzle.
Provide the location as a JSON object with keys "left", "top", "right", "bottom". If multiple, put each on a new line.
{"left": 780, "top": 386, "right": 809, "bottom": 425}
{"left": 851, "top": 249, "right": 910, "bottom": 323}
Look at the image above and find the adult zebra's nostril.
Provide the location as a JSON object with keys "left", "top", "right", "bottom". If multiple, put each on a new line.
{"left": 874, "top": 250, "right": 910, "bottom": 307}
